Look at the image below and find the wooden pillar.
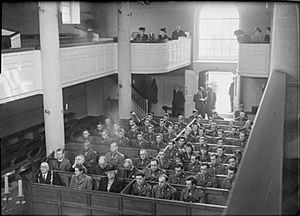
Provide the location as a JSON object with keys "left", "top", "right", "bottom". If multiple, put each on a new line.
{"left": 118, "top": 2, "right": 132, "bottom": 121}
{"left": 39, "top": 2, "right": 65, "bottom": 155}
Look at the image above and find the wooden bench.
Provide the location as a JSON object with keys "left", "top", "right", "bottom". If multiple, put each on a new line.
{"left": 202, "top": 119, "right": 244, "bottom": 127}
{"left": 23, "top": 171, "right": 227, "bottom": 215}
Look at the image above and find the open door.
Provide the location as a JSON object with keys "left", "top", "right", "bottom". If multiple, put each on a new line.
{"left": 184, "top": 70, "right": 198, "bottom": 117}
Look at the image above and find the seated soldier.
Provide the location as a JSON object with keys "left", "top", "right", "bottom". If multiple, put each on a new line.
{"left": 103, "top": 118, "right": 114, "bottom": 136}
{"left": 134, "top": 149, "right": 151, "bottom": 169}
{"left": 71, "top": 154, "right": 88, "bottom": 174}
{"left": 157, "top": 150, "right": 172, "bottom": 170}
{"left": 105, "top": 142, "right": 125, "bottom": 167}
{"left": 127, "top": 118, "right": 136, "bottom": 133}
{"left": 225, "top": 156, "right": 238, "bottom": 174}
{"left": 235, "top": 111, "right": 248, "bottom": 122}
{"left": 169, "top": 163, "right": 187, "bottom": 185}
{"left": 221, "top": 166, "right": 238, "bottom": 190}
{"left": 77, "top": 129, "right": 93, "bottom": 143}
{"left": 139, "top": 118, "right": 153, "bottom": 134}
{"left": 164, "top": 140, "right": 180, "bottom": 161}
{"left": 82, "top": 141, "right": 97, "bottom": 174}
{"left": 163, "top": 124, "right": 176, "bottom": 143}
{"left": 121, "top": 158, "right": 141, "bottom": 179}
{"left": 126, "top": 124, "right": 139, "bottom": 142}
{"left": 173, "top": 122, "right": 181, "bottom": 136}
{"left": 131, "top": 132, "right": 150, "bottom": 149}
{"left": 143, "top": 125, "right": 157, "bottom": 147}
{"left": 199, "top": 144, "right": 211, "bottom": 163}
{"left": 208, "top": 154, "right": 226, "bottom": 176}
{"left": 180, "top": 142, "right": 195, "bottom": 170}
{"left": 163, "top": 113, "right": 173, "bottom": 128}
{"left": 180, "top": 176, "right": 206, "bottom": 203}
{"left": 198, "top": 127, "right": 207, "bottom": 139}
{"left": 129, "top": 111, "right": 141, "bottom": 126}
{"left": 178, "top": 115, "right": 187, "bottom": 130}
{"left": 95, "top": 130, "right": 114, "bottom": 145}
{"left": 69, "top": 164, "right": 93, "bottom": 190}
{"left": 155, "top": 119, "right": 168, "bottom": 134}
{"left": 111, "top": 123, "right": 121, "bottom": 139}
{"left": 211, "top": 111, "right": 224, "bottom": 121}
{"left": 48, "top": 148, "right": 72, "bottom": 172}
{"left": 235, "top": 131, "right": 247, "bottom": 148}
{"left": 175, "top": 137, "right": 186, "bottom": 154}
{"left": 196, "top": 163, "right": 218, "bottom": 188}
{"left": 114, "top": 128, "right": 130, "bottom": 146}
{"left": 148, "top": 112, "right": 158, "bottom": 127}
{"left": 152, "top": 174, "right": 177, "bottom": 200}
{"left": 206, "top": 122, "right": 218, "bottom": 137}
{"left": 35, "top": 162, "right": 62, "bottom": 186}
{"left": 183, "top": 126, "right": 195, "bottom": 143}
{"left": 189, "top": 109, "right": 199, "bottom": 120}
{"left": 196, "top": 115, "right": 205, "bottom": 128}
{"left": 227, "top": 126, "right": 240, "bottom": 139}
{"left": 91, "top": 121, "right": 104, "bottom": 136}
{"left": 93, "top": 156, "right": 112, "bottom": 175}
{"left": 130, "top": 171, "right": 152, "bottom": 197}
{"left": 98, "top": 166, "right": 124, "bottom": 193}
{"left": 188, "top": 154, "right": 201, "bottom": 173}
{"left": 190, "top": 123, "right": 200, "bottom": 142}
{"left": 216, "top": 145, "right": 228, "bottom": 164}
{"left": 240, "top": 119, "right": 252, "bottom": 136}
{"left": 154, "top": 133, "right": 167, "bottom": 150}
{"left": 144, "top": 159, "right": 167, "bottom": 182}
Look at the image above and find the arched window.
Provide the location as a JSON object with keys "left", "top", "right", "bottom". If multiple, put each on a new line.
{"left": 198, "top": 3, "right": 239, "bottom": 62}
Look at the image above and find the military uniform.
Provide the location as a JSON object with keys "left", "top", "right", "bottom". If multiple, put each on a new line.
{"left": 221, "top": 177, "right": 234, "bottom": 190}
{"left": 130, "top": 182, "right": 152, "bottom": 197}
{"left": 130, "top": 139, "right": 150, "bottom": 149}
{"left": 153, "top": 140, "right": 167, "bottom": 150}
{"left": 169, "top": 171, "right": 187, "bottom": 185}
{"left": 162, "top": 132, "right": 176, "bottom": 143}
{"left": 158, "top": 159, "right": 172, "bottom": 170}
{"left": 134, "top": 158, "right": 151, "bottom": 169}
{"left": 120, "top": 166, "right": 141, "bottom": 179}
{"left": 126, "top": 130, "right": 139, "bottom": 140}
{"left": 105, "top": 151, "right": 125, "bottom": 167}
{"left": 199, "top": 153, "right": 211, "bottom": 163}
{"left": 217, "top": 154, "right": 228, "bottom": 164}
{"left": 180, "top": 186, "right": 206, "bottom": 203}
{"left": 144, "top": 168, "right": 166, "bottom": 182}
{"left": 206, "top": 130, "right": 218, "bottom": 137}
{"left": 196, "top": 173, "right": 218, "bottom": 188}
{"left": 152, "top": 184, "right": 177, "bottom": 200}
{"left": 178, "top": 122, "right": 187, "bottom": 130}
{"left": 155, "top": 126, "right": 168, "bottom": 134}
{"left": 188, "top": 161, "right": 201, "bottom": 173}
{"left": 209, "top": 163, "right": 226, "bottom": 175}
{"left": 143, "top": 132, "right": 157, "bottom": 146}
{"left": 114, "top": 136, "right": 130, "bottom": 146}
{"left": 77, "top": 135, "right": 94, "bottom": 143}
{"left": 164, "top": 147, "right": 180, "bottom": 161}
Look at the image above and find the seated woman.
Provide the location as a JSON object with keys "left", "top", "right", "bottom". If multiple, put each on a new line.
{"left": 69, "top": 164, "right": 93, "bottom": 190}
{"left": 98, "top": 166, "right": 124, "bottom": 193}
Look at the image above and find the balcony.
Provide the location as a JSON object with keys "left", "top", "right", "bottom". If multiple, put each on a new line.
{"left": 238, "top": 43, "right": 270, "bottom": 77}
{"left": 1, "top": 38, "right": 191, "bottom": 103}
{"left": 131, "top": 37, "right": 192, "bottom": 74}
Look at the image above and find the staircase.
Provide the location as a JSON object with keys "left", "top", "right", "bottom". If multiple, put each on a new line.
{"left": 131, "top": 87, "right": 148, "bottom": 117}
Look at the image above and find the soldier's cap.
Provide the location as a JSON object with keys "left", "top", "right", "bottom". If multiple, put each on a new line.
{"left": 192, "top": 109, "right": 198, "bottom": 113}
{"left": 138, "top": 27, "right": 146, "bottom": 31}
{"left": 160, "top": 27, "right": 167, "bottom": 33}
{"left": 105, "top": 165, "right": 118, "bottom": 173}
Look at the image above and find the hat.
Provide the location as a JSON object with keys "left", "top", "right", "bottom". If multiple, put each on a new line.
{"left": 138, "top": 27, "right": 146, "bottom": 31}
{"left": 192, "top": 109, "right": 198, "bottom": 113}
{"left": 105, "top": 165, "right": 118, "bottom": 173}
{"left": 160, "top": 28, "right": 166, "bottom": 33}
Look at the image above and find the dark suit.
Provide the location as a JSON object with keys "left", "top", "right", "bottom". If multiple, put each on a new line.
{"left": 35, "top": 171, "right": 62, "bottom": 186}
{"left": 49, "top": 158, "right": 72, "bottom": 172}
{"left": 120, "top": 167, "right": 141, "bottom": 179}
{"left": 93, "top": 164, "right": 112, "bottom": 176}
{"left": 98, "top": 177, "right": 124, "bottom": 193}
{"left": 163, "top": 132, "right": 176, "bottom": 143}
{"left": 154, "top": 126, "right": 168, "bottom": 134}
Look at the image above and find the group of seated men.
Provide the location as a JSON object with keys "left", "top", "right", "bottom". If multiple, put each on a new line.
{"left": 37, "top": 110, "right": 250, "bottom": 203}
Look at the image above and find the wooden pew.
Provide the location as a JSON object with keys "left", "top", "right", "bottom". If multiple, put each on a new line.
{"left": 24, "top": 171, "right": 227, "bottom": 215}
{"left": 201, "top": 119, "right": 244, "bottom": 127}
{"left": 64, "top": 141, "right": 159, "bottom": 159}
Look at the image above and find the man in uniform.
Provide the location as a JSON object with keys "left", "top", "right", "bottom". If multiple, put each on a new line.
{"left": 157, "top": 150, "right": 172, "bottom": 170}
{"left": 163, "top": 124, "right": 176, "bottom": 143}
{"left": 133, "top": 149, "right": 151, "bottom": 169}
{"left": 120, "top": 158, "right": 141, "bottom": 179}
{"left": 206, "top": 122, "right": 218, "bottom": 137}
{"left": 130, "top": 172, "right": 152, "bottom": 197}
{"left": 131, "top": 132, "right": 150, "bottom": 149}
{"left": 169, "top": 163, "right": 186, "bottom": 185}
{"left": 82, "top": 141, "right": 97, "bottom": 174}
{"left": 164, "top": 140, "right": 180, "bottom": 162}
{"left": 235, "top": 111, "right": 248, "bottom": 122}
{"left": 221, "top": 166, "right": 237, "bottom": 190}
{"left": 155, "top": 119, "right": 168, "bottom": 134}
{"left": 152, "top": 174, "right": 177, "bottom": 200}
{"left": 91, "top": 121, "right": 104, "bottom": 136}
{"left": 77, "top": 129, "right": 93, "bottom": 143}
{"left": 235, "top": 131, "right": 247, "bottom": 148}
{"left": 199, "top": 144, "right": 211, "bottom": 163}
{"left": 208, "top": 154, "right": 226, "bottom": 176}
{"left": 216, "top": 145, "right": 228, "bottom": 164}
{"left": 180, "top": 176, "right": 206, "bottom": 203}
{"left": 114, "top": 129, "right": 130, "bottom": 146}
{"left": 143, "top": 125, "right": 157, "bottom": 147}
{"left": 144, "top": 159, "right": 167, "bottom": 182}
{"left": 178, "top": 115, "right": 187, "bottom": 130}
{"left": 105, "top": 142, "right": 125, "bottom": 167}
{"left": 71, "top": 154, "right": 88, "bottom": 174}
{"left": 163, "top": 113, "right": 173, "bottom": 128}
{"left": 196, "top": 163, "right": 218, "bottom": 188}
{"left": 96, "top": 130, "right": 114, "bottom": 145}
{"left": 153, "top": 133, "right": 167, "bottom": 150}
{"left": 188, "top": 154, "right": 201, "bottom": 173}
{"left": 126, "top": 124, "right": 139, "bottom": 142}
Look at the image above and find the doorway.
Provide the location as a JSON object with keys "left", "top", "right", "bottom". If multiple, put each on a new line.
{"left": 206, "top": 71, "right": 234, "bottom": 114}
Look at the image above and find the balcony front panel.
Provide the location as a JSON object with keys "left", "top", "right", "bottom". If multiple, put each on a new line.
{"left": 60, "top": 43, "right": 118, "bottom": 87}
{"left": 238, "top": 44, "right": 270, "bottom": 77}
{"left": 1, "top": 50, "right": 42, "bottom": 104}
{"left": 131, "top": 38, "right": 191, "bottom": 74}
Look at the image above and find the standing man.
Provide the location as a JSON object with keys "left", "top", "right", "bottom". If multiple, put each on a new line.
{"left": 229, "top": 79, "right": 234, "bottom": 112}
{"left": 172, "top": 85, "right": 185, "bottom": 117}
{"left": 193, "top": 87, "right": 206, "bottom": 118}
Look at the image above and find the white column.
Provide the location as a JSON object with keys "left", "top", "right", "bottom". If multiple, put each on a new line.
{"left": 118, "top": 2, "right": 132, "bottom": 120}
{"left": 39, "top": 2, "right": 65, "bottom": 155}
